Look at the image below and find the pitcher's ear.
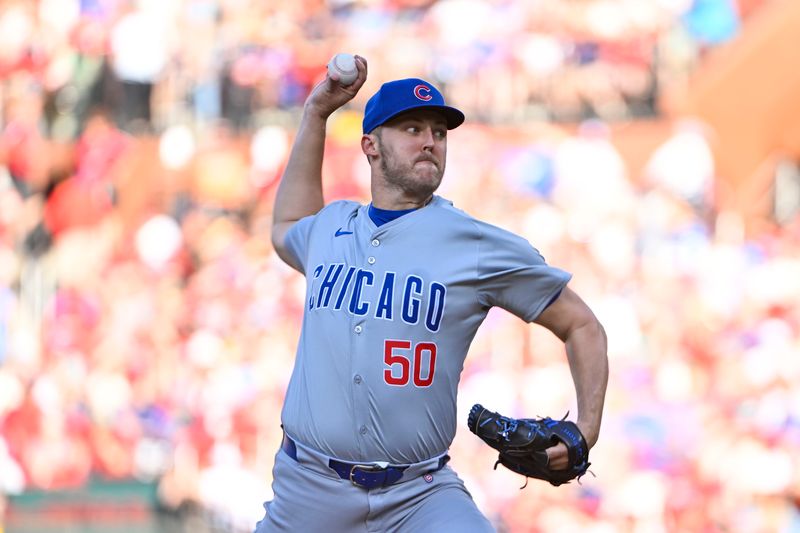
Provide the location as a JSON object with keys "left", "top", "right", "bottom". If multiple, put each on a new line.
{"left": 361, "top": 132, "right": 380, "bottom": 159}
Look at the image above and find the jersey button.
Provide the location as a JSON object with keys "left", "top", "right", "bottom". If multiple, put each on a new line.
{"left": 367, "top": 256, "right": 376, "bottom": 265}
{"left": 359, "top": 425, "right": 367, "bottom": 435}
{"left": 354, "top": 325, "right": 362, "bottom": 334}
{"left": 354, "top": 374, "right": 362, "bottom": 384}
{"left": 371, "top": 239, "right": 380, "bottom": 247}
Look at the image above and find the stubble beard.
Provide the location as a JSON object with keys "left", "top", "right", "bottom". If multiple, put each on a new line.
{"left": 379, "top": 144, "right": 444, "bottom": 200}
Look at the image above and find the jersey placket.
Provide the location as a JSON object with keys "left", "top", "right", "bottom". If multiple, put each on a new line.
{"left": 349, "top": 217, "right": 384, "bottom": 456}
{"left": 351, "top": 303, "right": 369, "bottom": 456}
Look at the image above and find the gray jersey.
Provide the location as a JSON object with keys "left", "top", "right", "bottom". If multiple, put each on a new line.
{"left": 281, "top": 195, "right": 571, "bottom": 464}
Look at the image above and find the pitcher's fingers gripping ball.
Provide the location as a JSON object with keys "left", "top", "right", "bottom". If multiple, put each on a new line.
{"left": 468, "top": 404, "right": 591, "bottom": 487}
{"left": 328, "top": 53, "right": 358, "bottom": 85}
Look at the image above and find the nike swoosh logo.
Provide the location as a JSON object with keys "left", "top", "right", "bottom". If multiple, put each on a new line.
{"left": 334, "top": 228, "right": 354, "bottom": 237}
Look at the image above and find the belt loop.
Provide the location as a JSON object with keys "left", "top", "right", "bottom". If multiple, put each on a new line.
{"left": 281, "top": 430, "right": 298, "bottom": 461}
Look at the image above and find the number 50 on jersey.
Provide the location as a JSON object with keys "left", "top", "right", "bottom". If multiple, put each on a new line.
{"left": 383, "top": 339, "right": 437, "bottom": 387}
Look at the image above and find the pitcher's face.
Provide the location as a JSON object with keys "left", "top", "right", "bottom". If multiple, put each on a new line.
{"left": 373, "top": 110, "right": 448, "bottom": 198}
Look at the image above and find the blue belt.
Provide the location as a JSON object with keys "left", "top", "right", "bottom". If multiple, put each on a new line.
{"left": 280, "top": 433, "right": 448, "bottom": 490}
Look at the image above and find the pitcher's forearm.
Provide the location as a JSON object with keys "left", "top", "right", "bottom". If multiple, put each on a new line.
{"left": 272, "top": 56, "right": 367, "bottom": 227}
{"left": 566, "top": 320, "right": 608, "bottom": 448}
{"left": 273, "top": 110, "right": 329, "bottom": 225}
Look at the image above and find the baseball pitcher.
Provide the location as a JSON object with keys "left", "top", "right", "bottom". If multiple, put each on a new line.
{"left": 255, "top": 55, "right": 609, "bottom": 532}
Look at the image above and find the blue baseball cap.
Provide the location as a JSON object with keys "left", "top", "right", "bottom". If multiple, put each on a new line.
{"left": 362, "top": 78, "right": 465, "bottom": 134}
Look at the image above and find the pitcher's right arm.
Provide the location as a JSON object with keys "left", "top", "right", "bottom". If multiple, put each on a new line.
{"left": 271, "top": 56, "right": 368, "bottom": 270}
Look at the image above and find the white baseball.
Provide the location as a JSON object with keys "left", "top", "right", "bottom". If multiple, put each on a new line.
{"left": 328, "top": 53, "right": 358, "bottom": 86}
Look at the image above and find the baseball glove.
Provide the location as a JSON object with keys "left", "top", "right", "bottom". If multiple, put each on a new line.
{"left": 467, "top": 404, "right": 591, "bottom": 487}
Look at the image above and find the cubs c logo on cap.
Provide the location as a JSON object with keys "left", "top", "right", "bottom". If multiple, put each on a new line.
{"left": 413, "top": 85, "right": 433, "bottom": 101}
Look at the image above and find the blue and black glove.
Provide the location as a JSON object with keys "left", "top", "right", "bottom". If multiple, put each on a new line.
{"left": 468, "top": 404, "right": 591, "bottom": 487}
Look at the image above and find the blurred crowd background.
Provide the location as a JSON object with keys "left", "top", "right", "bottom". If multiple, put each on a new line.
{"left": 2, "top": 0, "right": 800, "bottom": 532}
